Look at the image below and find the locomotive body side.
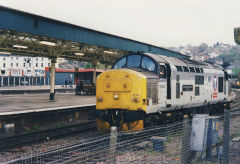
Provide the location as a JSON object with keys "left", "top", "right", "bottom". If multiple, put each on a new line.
{"left": 95, "top": 52, "right": 232, "bottom": 132}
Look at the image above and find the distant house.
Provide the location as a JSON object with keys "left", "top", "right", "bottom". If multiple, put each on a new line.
{"left": 0, "top": 54, "right": 56, "bottom": 77}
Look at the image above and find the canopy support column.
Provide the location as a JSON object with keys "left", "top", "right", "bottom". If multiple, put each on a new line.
{"left": 49, "top": 59, "right": 56, "bottom": 100}
{"left": 93, "top": 67, "right": 96, "bottom": 85}
{"left": 92, "top": 59, "right": 98, "bottom": 85}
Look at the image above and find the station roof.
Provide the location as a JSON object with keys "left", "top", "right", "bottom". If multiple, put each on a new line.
{"left": 0, "top": 6, "right": 189, "bottom": 65}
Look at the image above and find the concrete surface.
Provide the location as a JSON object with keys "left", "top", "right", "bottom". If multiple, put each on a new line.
{"left": 0, "top": 93, "right": 95, "bottom": 115}
{"left": 0, "top": 85, "right": 75, "bottom": 94}
{"left": 0, "top": 85, "right": 72, "bottom": 90}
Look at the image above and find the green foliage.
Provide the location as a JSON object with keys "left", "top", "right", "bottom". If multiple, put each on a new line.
{"left": 166, "top": 136, "right": 172, "bottom": 143}
{"left": 232, "top": 68, "right": 240, "bottom": 78}
{"left": 85, "top": 62, "right": 93, "bottom": 69}
{"left": 222, "top": 61, "right": 230, "bottom": 69}
{"left": 84, "top": 62, "right": 105, "bottom": 69}
{"left": 199, "top": 43, "right": 208, "bottom": 52}
{"left": 218, "top": 47, "right": 240, "bottom": 63}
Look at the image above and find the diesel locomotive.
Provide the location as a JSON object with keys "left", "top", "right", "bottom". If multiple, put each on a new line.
{"left": 94, "top": 52, "right": 232, "bottom": 132}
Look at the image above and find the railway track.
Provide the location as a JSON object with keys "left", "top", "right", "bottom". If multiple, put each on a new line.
{"left": 232, "top": 89, "right": 240, "bottom": 109}
{"left": 6, "top": 111, "right": 240, "bottom": 164}
{"left": 7, "top": 107, "right": 240, "bottom": 164}
{"left": 7, "top": 132, "right": 110, "bottom": 164}
{"left": 3, "top": 91, "right": 240, "bottom": 163}
{"left": 0, "top": 121, "right": 96, "bottom": 150}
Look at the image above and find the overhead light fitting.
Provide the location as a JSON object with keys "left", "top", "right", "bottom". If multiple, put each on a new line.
{"left": 13, "top": 45, "right": 28, "bottom": 49}
{"left": 75, "top": 52, "right": 84, "bottom": 56}
{"left": 104, "top": 51, "right": 114, "bottom": 54}
{"left": 39, "top": 41, "right": 56, "bottom": 46}
{"left": 0, "top": 52, "right": 11, "bottom": 55}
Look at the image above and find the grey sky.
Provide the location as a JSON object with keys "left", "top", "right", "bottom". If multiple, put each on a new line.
{"left": 1, "top": 0, "right": 240, "bottom": 47}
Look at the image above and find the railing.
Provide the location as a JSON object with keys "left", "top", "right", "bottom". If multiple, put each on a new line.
{"left": 3, "top": 109, "right": 240, "bottom": 164}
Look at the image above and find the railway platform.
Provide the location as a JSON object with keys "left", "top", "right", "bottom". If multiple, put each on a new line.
{"left": 0, "top": 92, "right": 96, "bottom": 138}
{"left": 0, "top": 93, "right": 95, "bottom": 115}
{"left": 0, "top": 85, "right": 75, "bottom": 95}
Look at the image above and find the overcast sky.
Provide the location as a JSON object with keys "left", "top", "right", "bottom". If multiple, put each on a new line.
{"left": 1, "top": 0, "right": 240, "bottom": 47}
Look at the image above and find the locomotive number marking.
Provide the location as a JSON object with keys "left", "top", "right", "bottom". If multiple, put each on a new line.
{"left": 182, "top": 85, "right": 193, "bottom": 91}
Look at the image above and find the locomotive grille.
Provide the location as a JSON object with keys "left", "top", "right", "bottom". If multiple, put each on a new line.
{"left": 147, "top": 78, "right": 158, "bottom": 104}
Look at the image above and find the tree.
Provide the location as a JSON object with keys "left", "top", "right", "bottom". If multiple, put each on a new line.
{"left": 85, "top": 62, "right": 92, "bottom": 69}
{"left": 222, "top": 61, "right": 230, "bottom": 69}
{"left": 199, "top": 43, "right": 208, "bottom": 52}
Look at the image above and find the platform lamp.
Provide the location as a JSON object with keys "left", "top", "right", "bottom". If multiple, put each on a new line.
{"left": 39, "top": 41, "right": 57, "bottom": 100}
{"left": 13, "top": 45, "right": 28, "bottom": 49}
{"left": 74, "top": 52, "right": 84, "bottom": 71}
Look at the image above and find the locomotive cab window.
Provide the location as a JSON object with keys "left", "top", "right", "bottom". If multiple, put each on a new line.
{"left": 113, "top": 57, "right": 126, "bottom": 69}
{"left": 159, "top": 65, "right": 166, "bottom": 78}
{"left": 141, "top": 56, "right": 156, "bottom": 72}
{"left": 127, "top": 55, "right": 141, "bottom": 68}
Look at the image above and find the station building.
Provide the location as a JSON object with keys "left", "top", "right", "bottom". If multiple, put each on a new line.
{"left": 0, "top": 54, "right": 104, "bottom": 86}
{"left": 0, "top": 54, "right": 55, "bottom": 77}
{"left": 45, "top": 67, "right": 104, "bottom": 85}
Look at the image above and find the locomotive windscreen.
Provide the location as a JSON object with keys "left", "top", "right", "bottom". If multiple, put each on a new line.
{"left": 113, "top": 54, "right": 157, "bottom": 73}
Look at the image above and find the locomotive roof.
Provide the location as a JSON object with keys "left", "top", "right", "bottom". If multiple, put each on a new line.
{"left": 143, "top": 53, "right": 223, "bottom": 70}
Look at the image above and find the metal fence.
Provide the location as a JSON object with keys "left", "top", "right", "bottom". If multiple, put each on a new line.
{"left": 4, "top": 109, "right": 240, "bottom": 164}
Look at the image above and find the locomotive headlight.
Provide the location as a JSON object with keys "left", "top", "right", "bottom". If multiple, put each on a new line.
{"left": 114, "top": 94, "right": 119, "bottom": 99}
{"left": 97, "top": 96, "right": 103, "bottom": 102}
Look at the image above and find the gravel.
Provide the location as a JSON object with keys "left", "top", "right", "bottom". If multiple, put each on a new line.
{"left": 0, "top": 129, "right": 104, "bottom": 163}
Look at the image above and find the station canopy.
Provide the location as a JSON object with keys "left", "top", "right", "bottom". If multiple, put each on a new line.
{"left": 0, "top": 29, "right": 125, "bottom": 65}
{"left": 0, "top": 6, "right": 189, "bottom": 66}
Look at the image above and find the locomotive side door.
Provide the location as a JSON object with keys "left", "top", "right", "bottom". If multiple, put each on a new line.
{"left": 165, "top": 63, "right": 171, "bottom": 100}
{"left": 158, "top": 63, "right": 167, "bottom": 105}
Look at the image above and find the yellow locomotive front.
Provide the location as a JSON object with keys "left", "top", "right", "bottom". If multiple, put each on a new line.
{"left": 95, "top": 69, "right": 147, "bottom": 132}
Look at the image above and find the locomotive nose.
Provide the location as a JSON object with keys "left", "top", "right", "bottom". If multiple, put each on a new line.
{"left": 96, "top": 69, "right": 147, "bottom": 110}
{"left": 95, "top": 69, "right": 147, "bottom": 132}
